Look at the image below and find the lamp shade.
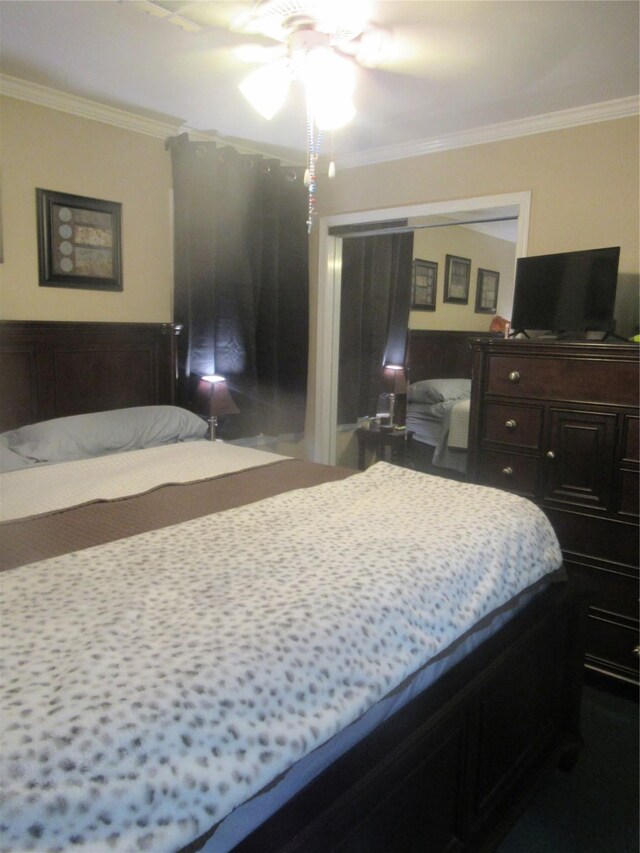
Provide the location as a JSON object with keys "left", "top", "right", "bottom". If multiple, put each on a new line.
{"left": 383, "top": 364, "right": 407, "bottom": 394}
{"left": 201, "top": 375, "right": 240, "bottom": 418}
{"left": 239, "top": 59, "right": 291, "bottom": 120}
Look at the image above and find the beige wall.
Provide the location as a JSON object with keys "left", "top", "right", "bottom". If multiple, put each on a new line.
{"left": 2, "top": 97, "right": 638, "bottom": 461}
{"left": 317, "top": 117, "right": 639, "bottom": 338}
{"left": 0, "top": 97, "right": 173, "bottom": 322}
{"left": 410, "top": 225, "right": 515, "bottom": 332}
{"left": 307, "top": 116, "right": 639, "bottom": 460}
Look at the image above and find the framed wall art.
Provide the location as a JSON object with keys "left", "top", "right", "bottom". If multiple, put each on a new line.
{"left": 475, "top": 268, "right": 500, "bottom": 314}
{"left": 411, "top": 258, "right": 437, "bottom": 311}
{"left": 36, "top": 189, "right": 122, "bottom": 291}
{"left": 443, "top": 254, "right": 471, "bottom": 304}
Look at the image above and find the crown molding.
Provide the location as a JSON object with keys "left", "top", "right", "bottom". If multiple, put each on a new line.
{"left": 0, "top": 74, "right": 188, "bottom": 139}
{"left": 335, "top": 96, "right": 640, "bottom": 170}
{"left": 2, "top": 74, "right": 637, "bottom": 168}
{"left": 0, "top": 74, "right": 298, "bottom": 159}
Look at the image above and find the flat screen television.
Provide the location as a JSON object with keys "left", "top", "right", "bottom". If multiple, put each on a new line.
{"left": 511, "top": 246, "right": 620, "bottom": 337}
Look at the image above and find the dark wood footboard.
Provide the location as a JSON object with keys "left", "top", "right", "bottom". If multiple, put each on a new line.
{"left": 0, "top": 320, "right": 181, "bottom": 431}
{"left": 186, "top": 581, "right": 585, "bottom": 853}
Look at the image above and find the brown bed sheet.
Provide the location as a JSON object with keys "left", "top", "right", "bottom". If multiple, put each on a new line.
{"left": 0, "top": 459, "right": 355, "bottom": 572}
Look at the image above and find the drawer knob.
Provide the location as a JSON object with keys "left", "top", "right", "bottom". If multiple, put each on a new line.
{"left": 505, "top": 419, "right": 517, "bottom": 430}
{"left": 508, "top": 370, "right": 520, "bottom": 383}
{"left": 633, "top": 646, "right": 640, "bottom": 657}
{"left": 502, "top": 466, "right": 514, "bottom": 477}
{"left": 546, "top": 450, "right": 556, "bottom": 460}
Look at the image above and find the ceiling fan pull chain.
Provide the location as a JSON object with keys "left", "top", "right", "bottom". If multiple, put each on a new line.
{"left": 328, "top": 131, "right": 336, "bottom": 178}
{"left": 306, "top": 108, "right": 321, "bottom": 232}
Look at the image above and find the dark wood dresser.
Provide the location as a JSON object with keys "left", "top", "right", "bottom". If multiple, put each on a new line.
{"left": 468, "top": 338, "right": 639, "bottom": 686}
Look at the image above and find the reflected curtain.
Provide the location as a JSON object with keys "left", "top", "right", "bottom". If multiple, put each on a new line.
{"left": 167, "top": 133, "right": 309, "bottom": 439}
{"left": 338, "top": 232, "right": 414, "bottom": 424}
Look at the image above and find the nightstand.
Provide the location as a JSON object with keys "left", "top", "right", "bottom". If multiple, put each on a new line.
{"left": 356, "top": 427, "right": 414, "bottom": 471}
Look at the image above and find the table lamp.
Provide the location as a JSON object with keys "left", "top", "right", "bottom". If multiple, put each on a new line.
{"left": 201, "top": 374, "right": 239, "bottom": 440}
{"left": 382, "top": 363, "right": 407, "bottom": 427}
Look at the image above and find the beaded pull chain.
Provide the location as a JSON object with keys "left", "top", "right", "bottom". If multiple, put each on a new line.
{"left": 305, "top": 116, "right": 337, "bottom": 232}
{"left": 305, "top": 106, "right": 321, "bottom": 233}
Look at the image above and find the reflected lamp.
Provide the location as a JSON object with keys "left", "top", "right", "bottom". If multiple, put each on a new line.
{"left": 382, "top": 363, "right": 408, "bottom": 427}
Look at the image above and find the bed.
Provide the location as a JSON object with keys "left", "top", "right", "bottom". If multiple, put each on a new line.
{"left": 0, "top": 321, "right": 585, "bottom": 853}
{"left": 405, "top": 330, "right": 499, "bottom": 475}
{"left": 405, "top": 377, "right": 471, "bottom": 474}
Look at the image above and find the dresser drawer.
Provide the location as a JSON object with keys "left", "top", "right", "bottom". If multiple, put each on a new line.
{"left": 486, "top": 355, "right": 639, "bottom": 406}
{"left": 584, "top": 613, "right": 639, "bottom": 683}
{"left": 483, "top": 402, "right": 543, "bottom": 449}
{"left": 478, "top": 450, "right": 539, "bottom": 498}
{"left": 565, "top": 560, "right": 639, "bottom": 622}
{"left": 545, "top": 508, "right": 639, "bottom": 570}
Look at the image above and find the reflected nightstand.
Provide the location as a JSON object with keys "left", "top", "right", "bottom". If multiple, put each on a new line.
{"left": 356, "top": 426, "right": 414, "bottom": 471}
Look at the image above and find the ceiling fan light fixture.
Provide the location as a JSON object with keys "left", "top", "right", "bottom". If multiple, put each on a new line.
{"left": 355, "top": 26, "right": 392, "bottom": 67}
{"left": 304, "top": 47, "right": 355, "bottom": 130}
{"left": 234, "top": 43, "right": 287, "bottom": 64}
{"left": 236, "top": 1, "right": 385, "bottom": 228}
{"left": 303, "top": 46, "right": 356, "bottom": 130}
{"left": 314, "top": 97, "right": 356, "bottom": 132}
{"left": 239, "top": 59, "right": 292, "bottom": 120}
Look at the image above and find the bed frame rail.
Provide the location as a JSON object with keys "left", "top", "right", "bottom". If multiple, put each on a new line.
{"left": 187, "top": 581, "right": 585, "bottom": 853}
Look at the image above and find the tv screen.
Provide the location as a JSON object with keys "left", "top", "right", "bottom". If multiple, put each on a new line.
{"left": 511, "top": 246, "right": 620, "bottom": 335}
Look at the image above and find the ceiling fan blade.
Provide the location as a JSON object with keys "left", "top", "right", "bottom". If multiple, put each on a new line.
{"left": 371, "top": 23, "right": 477, "bottom": 79}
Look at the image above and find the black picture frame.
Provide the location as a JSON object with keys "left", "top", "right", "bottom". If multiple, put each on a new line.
{"left": 411, "top": 258, "right": 437, "bottom": 311}
{"left": 475, "top": 268, "right": 500, "bottom": 314}
{"left": 444, "top": 254, "right": 471, "bottom": 304}
{"left": 36, "top": 189, "right": 122, "bottom": 291}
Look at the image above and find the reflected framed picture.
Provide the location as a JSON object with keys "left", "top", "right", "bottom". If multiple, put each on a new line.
{"left": 444, "top": 254, "right": 471, "bottom": 304}
{"left": 36, "top": 188, "right": 122, "bottom": 291}
{"left": 475, "top": 268, "right": 500, "bottom": 314}
{"left": 411, "top": 258, "right": 437, "bottom": 311}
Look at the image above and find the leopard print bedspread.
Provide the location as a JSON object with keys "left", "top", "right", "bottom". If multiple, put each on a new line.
{"left": 0, "top": 463, "right": 562, "bottom": 852}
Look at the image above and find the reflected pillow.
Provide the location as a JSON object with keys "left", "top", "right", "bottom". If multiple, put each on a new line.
{"left": 408, "top": 378, "right": 471, "bottom": 404}
{"left": 3, "top": 406, "right": 208, "bottom": 464}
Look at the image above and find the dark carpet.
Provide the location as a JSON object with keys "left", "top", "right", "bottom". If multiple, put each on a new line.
{"left": 496, "top": 679, "right": 639, "bottom": 852}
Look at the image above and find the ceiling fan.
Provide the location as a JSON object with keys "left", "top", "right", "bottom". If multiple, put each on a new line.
{"left": 134, "top": 0, "right": 394, "bottom": 227}
{"left": 227, "top": 0, "right": 393, "bottom": 227}
{"left": 230, "top": 1, "right": 392, "bottom": 125}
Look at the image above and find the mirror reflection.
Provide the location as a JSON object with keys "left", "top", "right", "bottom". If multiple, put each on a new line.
{"left": 335, "top": 207, "right": 519, "bottom": 474}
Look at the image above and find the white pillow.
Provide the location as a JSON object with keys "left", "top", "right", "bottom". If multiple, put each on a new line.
{"left": 0, "top": 437, "right": 37, "bottom": 472}
{"left": 408, "top": 378, "right": 471, "bottom": 405}
{"left": 3, "top": 406, "right": 207, "bottom": 464}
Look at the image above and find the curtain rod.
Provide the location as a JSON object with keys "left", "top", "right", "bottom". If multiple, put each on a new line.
{"left": 165, "top": 131, "right": 302, "bottom": 167}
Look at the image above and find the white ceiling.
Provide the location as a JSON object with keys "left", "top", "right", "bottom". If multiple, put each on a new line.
{"left": 0, "top": 1, "right": 638, "bottom": 166}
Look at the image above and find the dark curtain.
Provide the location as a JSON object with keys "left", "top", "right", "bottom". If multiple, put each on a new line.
{"left": 167, "top": 133, "right": 309, "bottom": 439}
{"left": 338, "top": 232, "right": 414, "bottom": 424}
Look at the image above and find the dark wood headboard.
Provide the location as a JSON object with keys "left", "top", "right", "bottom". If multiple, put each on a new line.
{"left": 407, "top": 329, "right": 500, "bottom": 382}
{"left": 0, "top": 321, "right": 181, "bottom": 432}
